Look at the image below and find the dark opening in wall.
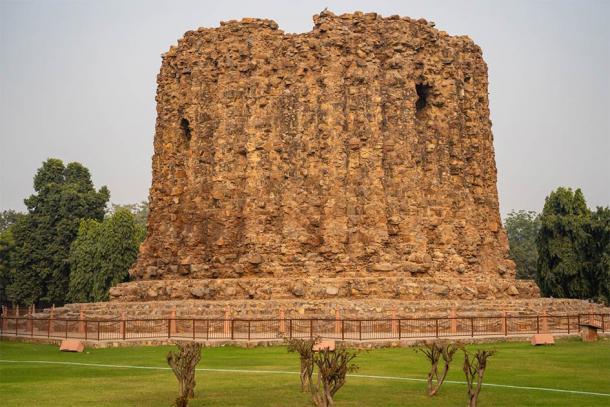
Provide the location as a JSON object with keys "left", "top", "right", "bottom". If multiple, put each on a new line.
{"left": 415, "top": 83, "right": 431, "bottom": 112}
{"left": 180, "top": 118, "right": 192, "bottom": 142}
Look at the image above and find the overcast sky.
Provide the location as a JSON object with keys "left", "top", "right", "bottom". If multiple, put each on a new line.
{"left": 1, "top": 0, "right": 608, "bottom": 217}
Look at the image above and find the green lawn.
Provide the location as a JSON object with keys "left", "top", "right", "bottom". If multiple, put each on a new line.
{"left": 0, "top": 338, "right": 609, "bottom": 406}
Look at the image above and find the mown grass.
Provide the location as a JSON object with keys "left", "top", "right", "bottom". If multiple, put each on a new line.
{"left": 0, "top": 337, "right": 609, "bottom": 406}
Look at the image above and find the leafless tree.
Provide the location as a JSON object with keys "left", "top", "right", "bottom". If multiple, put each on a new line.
{"left": 415, "top": 340, "right": 460, "bottom": 396}
{"left": 166, "top": 341, "right": 202, "bottom": 407}
{"left": 462, "top": 348, "right": 496, "bottom": 407}
{"left": 310, "top": 347, "right": 358, "bottom": 407}
{"left": 285, "top": 337, "right": 317, "bottom": 392}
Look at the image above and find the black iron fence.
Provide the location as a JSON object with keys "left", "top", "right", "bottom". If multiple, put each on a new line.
{"left": 0, "top": 312, "right": 607, "bottom": 342}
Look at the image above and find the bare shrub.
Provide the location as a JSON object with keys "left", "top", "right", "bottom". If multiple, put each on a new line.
{"left": 166, "top": 341, "right": 202, "bottom": 407}
{"left": 310, "top": 347, "right": 358, "bottom": 407}
{"left": 415, "top": 340, "right": 460, "bottom": 396}
{"left": 285, "top": 337, "right": 316, "bottom": 392}
{"left": 463, "top": 348, "right": 496, "bottom": 407}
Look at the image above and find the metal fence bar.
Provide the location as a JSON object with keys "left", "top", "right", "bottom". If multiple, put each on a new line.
{"left": 1, "top": 312, "right": 610, "bottom": 342}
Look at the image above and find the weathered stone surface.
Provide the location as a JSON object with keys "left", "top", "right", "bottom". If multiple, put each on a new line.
{"left": 113, "top": 11, "right": 536, "bottom": 304}
{"left": 45, "top": 298, "right": 609, "bottom": 321}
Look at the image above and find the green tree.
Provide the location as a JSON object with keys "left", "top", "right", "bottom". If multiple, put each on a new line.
{"left": 93, "top": 209, "right": 144, "bottom": 301}
{"left": 536, "top": 187, "right": 590, "bottom": 299}
{"left": 68, "top": 208, "right": 145, "bottom": 303}
{"left": 0, "top": 210, "right": 24, "bottom": 232}
{"left": 0, "top": 228, "right": 16, "bottom": 305}
{"left": 67, "top": 219, "right": 101, "bottom": 303}
{"left": 505, "top": 210, "right": 540, "bottom": 279}
{"left": 7, "top": 159, "right": 109, "bottom": 306}
{"left": 109, "top": 200, "right": 148, "bottom": 230}
{"left": 581, "top": 207, "right": 610, "bottom": 303}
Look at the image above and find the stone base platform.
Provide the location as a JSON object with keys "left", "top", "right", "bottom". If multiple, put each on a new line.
{"left": 109, "top": 276, "right": 540, "bottom": 303}
{"left": 40, "top": 298, "right": 607, "bottom": 321}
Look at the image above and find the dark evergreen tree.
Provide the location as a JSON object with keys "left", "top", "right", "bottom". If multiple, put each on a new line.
{"left": 0, "top": 210, "right": 24, "bottom": 233}
{"left": 582, "top": 207, "right": 610, "bottom": 303}
{"left": 68, "top": 208, "right": 144, "bottom": 302}
{"left": 0, "top": 228, "right": 16, "bottom": 305}
{"left": 67, "top": 219, "right": 100, "bottom": 303}
{"left": 536, "top": 188, "right": 590, "bottom": 299}
{"left": 504, "top": 210, "right": 540, "bottom": 279}
{"left": 92, "top": 208, "right": 144, "bottom": 301}
{"left": 7, "top": 159, "right": 109, "bottom": 306}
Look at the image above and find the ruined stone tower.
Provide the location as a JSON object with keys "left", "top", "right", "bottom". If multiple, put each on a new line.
{"left": 110, "top": 11, "right": 539, "bottom": 307}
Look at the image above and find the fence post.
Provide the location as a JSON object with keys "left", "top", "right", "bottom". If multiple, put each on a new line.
{"left": 504, "top": 313, "right": 508, "bottom": 336}
{"left": 567, "top": 315, "right": 570, "bottom": 334}
{"left": 334, "top": 310, "right": 341, "bottom": 338}
{"left": 450, "top": 306, "right": 457, "bottom": 335}
{"left": 309, "top": 319, "right": 313, "bottom": 340}
{"left": 279, "top": 308, "right": 285, "bottom": 336}
{"left": 79, "top": 307, "right": 85, "bottom": 335}
{"left": 30, "top": 314, "right": 34, "bottom": 337}
{"left": 359, "top": 320, "right": 362, "bottom": 341}
{"left": 435, "top": 319, "right": 439, "bottom": 338}
{"left": 15, "top": 316, "right": 19, "bottom": 337}
{"left": 602, "top": 314, "right": 605, "bottom": 333}
{"left": 97, "top": 321, "right": 100, "bottom": 341}
{"left": 391, "top": 307, "right": 399, "bottom": 337}
{"left": 192, "top": 319, "right": 196, "bottom": 340}
{"left": 65, "top": 319, "right": 68, "bottom": 339}
{"left": 1, "top": 306, "right": 5, "bottom": 334}
{"left": 470, "top": 317, "right": 474, "bottom": 337}
{"left": 85, "top": 320, "right": 88, "bottom": 341}
{"left": 248, "top": 320, "right": 251, "bottom": 341}
{"left": 120, "top": 311, "right": 126, "bottom": 340}
{"left": 26, "top": 305, "right": 32, "bottom": 335}
{"left": 289, "top": 319, "right": 293, "bottom": 340}
{"left": 170, "top": 308, "right": 177, "bottom": 336}
{"left": 341, "top": 320, "right": 345, "bottom": 341}
{"left": 536, "top": 314, "right": 540, "bottom": 334}
{"left": 231, "top": 320, "right": 234, "bottom": 340}
{"left": 398, "top": 319, "right": 401, "bottom": 340}
{"left": 167, "top": 318, "right": 171, "bottom": 339}
{"left": 48, "top": 305, "right": 55, "bottom": 337}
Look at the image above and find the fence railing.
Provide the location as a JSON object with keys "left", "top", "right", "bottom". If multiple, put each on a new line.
{"left": 0, "top": 313, "right": 607, "bottom": 342}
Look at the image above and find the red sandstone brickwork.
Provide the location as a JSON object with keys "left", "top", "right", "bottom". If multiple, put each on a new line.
{"left": 110, "top": 11, "right": 539, "bottom": 302}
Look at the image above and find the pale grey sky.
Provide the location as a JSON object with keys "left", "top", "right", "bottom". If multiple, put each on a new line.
{"left": 1, "top": 0, "right": 608, "bottom": 217}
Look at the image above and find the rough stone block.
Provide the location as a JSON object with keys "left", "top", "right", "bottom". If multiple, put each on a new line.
{"left": 530, "top": 334, "right": 555, "bottom": 346}
{"left": 60, "top": 340, "right": 85, "bottom": 352}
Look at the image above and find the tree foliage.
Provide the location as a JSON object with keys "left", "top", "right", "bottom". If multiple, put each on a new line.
{"left": 68, "top": 208, "right": 145, "bottom": 303}
{"left": 582, "top": 207, "right": 610, "bottom": 303}
{"left": 0, "top": 210, "right": 24, "bottom": 233}
{"left": 6, "top": 159, "right": 109, "bottom": 306}
{"left": 504, "top": 210, "right": 540, "bottom": 279}
{"left": 67, "top": 219, "right": 101, "bottom": 303}
{"left": 109, "top": 200, "right": 148, "bottom": 231}
{"left": 536, "top": 187, "right": 609, "bottom": 303}
{"left": 0, "top": 228, "right": 16, "bottom": 305}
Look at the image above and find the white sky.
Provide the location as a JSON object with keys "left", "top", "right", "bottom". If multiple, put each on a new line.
{"left": 1, "top": 0, "right": 608, "bottom": 217}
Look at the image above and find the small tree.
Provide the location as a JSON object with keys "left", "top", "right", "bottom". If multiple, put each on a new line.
{"left": 462, "top": 348, "right": 496, "bottom": 407}
{"left": 166, "top": 342, "right": 202, "bottom": 407}
{"left": 310, "top": 347, "right": 358, "bottom": 407}
{"left": 415, "top": 340, "right": 460, "bottom": 396}
{"left": 504, "top": 210, "right": 540, "bottom": 279}
{"left": 285, "top": 337, "right": 316, "bottom": 392}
